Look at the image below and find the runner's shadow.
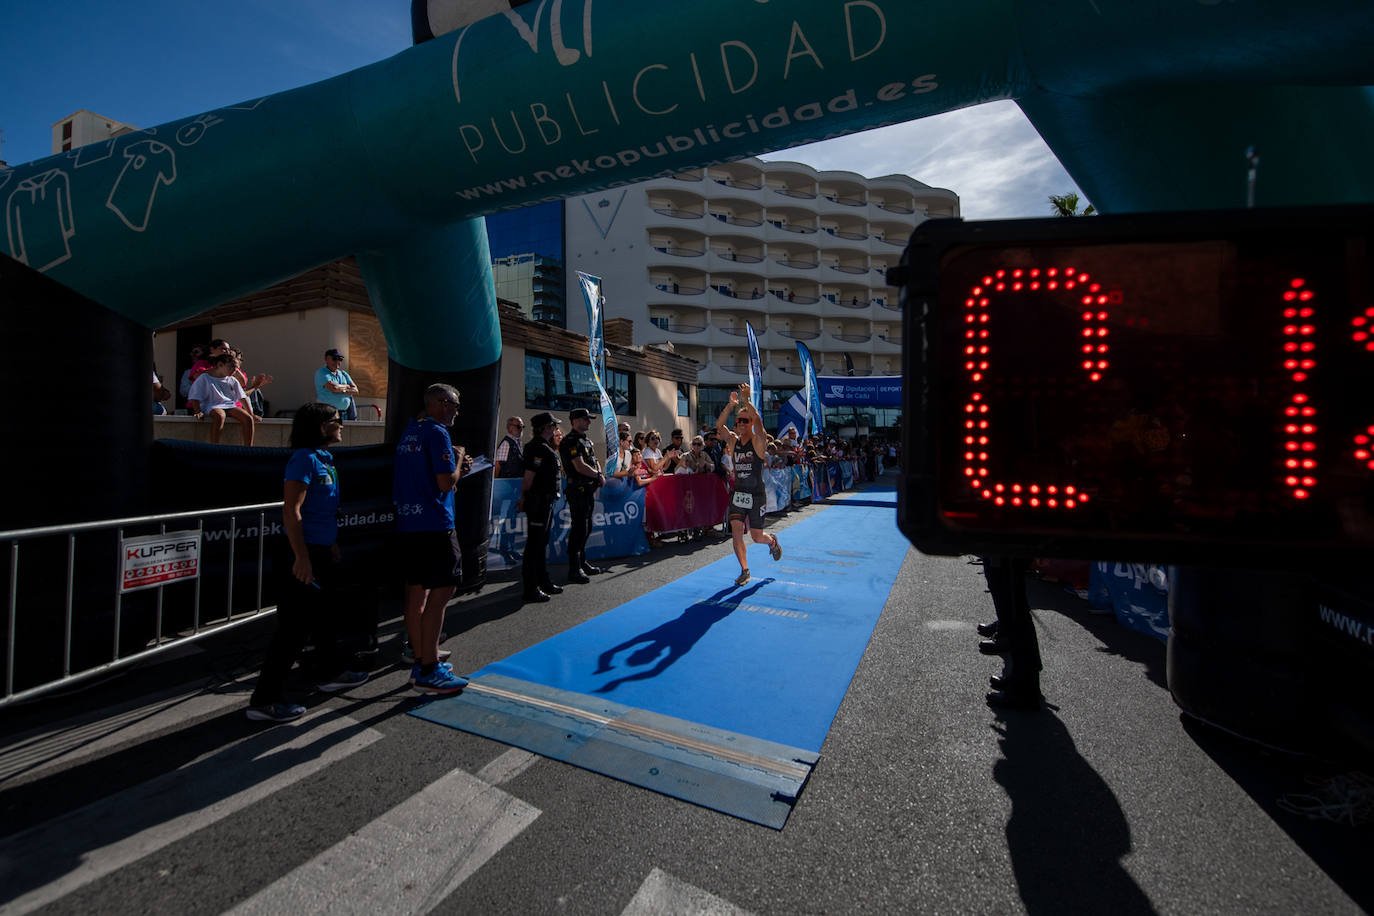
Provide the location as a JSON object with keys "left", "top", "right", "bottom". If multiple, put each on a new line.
{"left": 592, "top": 580, "right": 770, "bottom": 693}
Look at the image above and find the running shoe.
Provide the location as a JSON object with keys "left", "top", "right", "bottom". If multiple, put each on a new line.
{"left": 770, "top": 536, "right": 782, "bottom": 562}
{"left": 317, "top": 670, "right": 369, "bottom": 693}
{"left": 412, "top": 667, "right": 470, "bottom": 695}
{"left": 245, "top": 702, "right": 307, "bottom": 723}
{"left": 399, "top": 640, "right": 452, "bottom": 665}
{"left": 735, "top": 569, "right": 750, "bottom": 587}
{"left": 407, "top": 661, "right": 453, "bottom": 684}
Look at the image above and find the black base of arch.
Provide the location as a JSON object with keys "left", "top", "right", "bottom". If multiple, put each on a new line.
{"left": 1, "top": 254, "right": 151, "bottom": 529}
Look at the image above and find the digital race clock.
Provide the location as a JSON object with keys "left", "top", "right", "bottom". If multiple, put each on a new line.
{"left": 894, "top": 205, "right": 1374, "bottom": 567}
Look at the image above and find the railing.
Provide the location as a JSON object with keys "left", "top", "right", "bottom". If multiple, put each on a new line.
{"left": 833, "top": 299, "right": 871, "bottom": 310}
{"left": 771, "top": 223, "right": 818, "bottom": 234}
{"left": 652, "top": 246, "right": 706, "bottom": 257}
{"left": 777, "top": 329, "right": 821, "bottom": 340}
{"left": 713, "top": 177, "right": 763, "bottom": 190}
{"left": 653, "top": 283, "right": 706, "bottom": 295}
{"left": 772, "top": 291, "right": 821, "bottom": 305}
{"left": 774, "top": 257, "right": 819, "bottom": 269}
{"left": 710, "top": 213, "right": 764, "bottom": 227}
{"left": 829, "top": 264, "right": 869, "bottom": 274}
{"left": 771, "top": 187, "right": 818, "bottom": 199}
{"left": 875, "top": 202, "right": 915, "bottom": 214}
{"left": 2, "top": 501, "right": 281, "bottom": 707}
{"left": 833, "top": 333, "right": 872, "bottom": 342}
{"left": 824, "top": 228, "right": 869, "bottom": 241}
{"left": 776, "top": 366, "right": 804, "bottom": 375}
{"left": 671, "top": 172, "right": 704, "bottom": 181}
{"left": 714, "top": 251, "right": 765, "bottom": 263}
{"left": 823, "top": 195, "right": 866, "bottom": 207}
{"left": 716, "top": 289, "right": 766, "bottom": 300}
{"left": 715, "top": 363, "right": 750, "bottom": 374}
{"left": 651, "top": 206, "right": 704, "bottom": 219}
{"left": 872, "top": 235, "right": 904, "bottom": 246}
{"left": 879, "top": 300, "right": 900, "bottom": 310}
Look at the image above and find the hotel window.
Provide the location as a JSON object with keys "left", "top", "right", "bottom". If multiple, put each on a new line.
{"left": 525, "top": 352, "right": 633, "bottom": 415}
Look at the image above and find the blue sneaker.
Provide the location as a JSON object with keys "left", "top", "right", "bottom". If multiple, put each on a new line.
{"left": 412, "top": 667, "right": 470, "bottom": 695}
{"left": 317, "top": 670, "right": 369, "bottom": 693}
{"left": 246, "top": 702, "right": 307, "bottom": 723}
{"left": 408, "top": 661, "right": 452, "bottom": 684}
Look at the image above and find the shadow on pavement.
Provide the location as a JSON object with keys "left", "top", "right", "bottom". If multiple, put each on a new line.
{"left": 1183, "top": 716, "right": 1374, "bottom": 912}
{"left": 993, "top": 707, "right": 1158, "bottom": 915}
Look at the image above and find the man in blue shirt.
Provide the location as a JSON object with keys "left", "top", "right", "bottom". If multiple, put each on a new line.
{"left": 315, "top": 348, "right": 360, "bottom": 420}
{"left": 393, "top": 383, "right": 471, "bottom": 695}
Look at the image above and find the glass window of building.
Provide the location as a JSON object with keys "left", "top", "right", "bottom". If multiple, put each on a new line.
{"left": 525, "top": 352, "right": 633, "bottom": 415}
{"left": 485, "top": 201, "right": 566, "bottom": 326}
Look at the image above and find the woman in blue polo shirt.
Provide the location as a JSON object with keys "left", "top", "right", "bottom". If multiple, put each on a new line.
{"left": 246, "top": 403, "right": 369, "bottom": 722}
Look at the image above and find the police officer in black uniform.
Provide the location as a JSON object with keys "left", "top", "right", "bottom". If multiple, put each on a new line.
{"left": 518, "top": 412, "right": 563, "bottom": 602}
{"left": 560, "top": 407, "right": 607, "bottom": 584}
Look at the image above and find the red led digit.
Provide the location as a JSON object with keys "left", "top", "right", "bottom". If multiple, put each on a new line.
{"left": 1281, "top": 279, "right": 1316, "bottom": 500}
{"left": 960, "top": 267, "right": 1105, "bottom": 510}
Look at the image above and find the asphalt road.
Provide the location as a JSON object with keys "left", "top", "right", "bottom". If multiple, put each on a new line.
{"left": 1, "top": 478, "right": 1369, "bottom": 915}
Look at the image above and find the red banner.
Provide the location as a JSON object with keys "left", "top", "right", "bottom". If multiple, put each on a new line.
{"left": 643, "top": 473, "right": 728, "bottom": 533}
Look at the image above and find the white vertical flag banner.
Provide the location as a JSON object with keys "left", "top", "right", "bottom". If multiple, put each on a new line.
{"left": 576, "top": 270, "right": 619, "bottom": 473}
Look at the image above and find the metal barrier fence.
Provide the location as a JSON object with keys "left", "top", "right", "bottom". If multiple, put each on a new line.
{"left": 2, "top": 501, "right": 282, "bottom": 708}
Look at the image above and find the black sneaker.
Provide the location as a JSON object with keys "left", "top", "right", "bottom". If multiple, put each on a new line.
{"left": 246, "top": 702, "right": 306, "bottom": 723}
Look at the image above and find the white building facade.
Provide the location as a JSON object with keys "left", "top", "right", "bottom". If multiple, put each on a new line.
{"left": 563, "top": 156, "right": 958, "bottom": 429}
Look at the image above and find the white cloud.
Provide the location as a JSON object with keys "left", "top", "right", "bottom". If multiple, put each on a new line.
{"left": 762, "top": 100, "right": 1086, "bottom": 220}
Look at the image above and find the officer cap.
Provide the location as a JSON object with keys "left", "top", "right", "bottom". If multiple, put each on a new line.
{"left": 568, "top": 407, "right": 593, "bottom": 421}
{"left": 530, "top": 411, "right": 558, "bottom": 431}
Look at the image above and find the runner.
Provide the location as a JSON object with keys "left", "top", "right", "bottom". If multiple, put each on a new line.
{"left": 716, "top": 383, "right": 782, "bottom": 586}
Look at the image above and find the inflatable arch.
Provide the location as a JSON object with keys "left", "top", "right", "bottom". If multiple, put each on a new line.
{"left": 3, "top": 0, "right": 1373, "bottom": 532}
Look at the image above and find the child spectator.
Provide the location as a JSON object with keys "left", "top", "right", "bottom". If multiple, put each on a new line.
{"left": 187, "top": 352, "right": 267, "bottom": 445}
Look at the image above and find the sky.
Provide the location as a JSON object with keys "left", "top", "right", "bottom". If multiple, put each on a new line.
{"left": 1, "top": 1, "right": 1083, "bottom": 220}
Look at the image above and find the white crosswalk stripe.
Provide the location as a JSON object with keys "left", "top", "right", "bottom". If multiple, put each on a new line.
{"left": 225, "top": 751, "right": 541, "bottom": 916}
{"left": 0, "top": 711, "right": 382, "bottom": 916}
{"left": 621, "top": 868, "right": 755, "bottom": 916}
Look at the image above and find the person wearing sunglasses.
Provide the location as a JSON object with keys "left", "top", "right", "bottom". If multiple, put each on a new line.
{"left": 716, "top": 383, "right": 782, "bottom": 586}
{"left": 392, "top": 383, "right": 471, "bottom": 695}
{"left": 247, "top": 403, "right": 368, "bottom": 722}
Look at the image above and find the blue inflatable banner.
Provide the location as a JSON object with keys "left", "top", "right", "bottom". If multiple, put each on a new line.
{"left": 817, "top": 376, "right": 903, "bottom": 407}
{"left": 488, "top": 477, "right": 647, "bottom": 569}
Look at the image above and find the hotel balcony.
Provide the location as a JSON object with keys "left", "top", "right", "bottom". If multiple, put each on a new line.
{"left": 707, "top": 245, "right": 766, "bottom": 275}
{"left": 707, "top": 285, "right": 769, "bottom": 315}
{"left": 647, "top": 267, "right": 708, "bottom": 300}
{"left": 763, "top": 210, "right": 819, "bottom": 244}
{"left": 704, "top": 195, "right": 765, "bottom": 231}
{"left": 764, "top": 166, "right": 818, "bottom": 204}
{"left": 707, "top": 161, "right": 765, "bottom": 193}
{"left": 766, "top": 286, "right": 821, "bottom": 308}
{"left": 872, "top": 330, "right": 902, "bottom": 355}
{"left": 648, "top": 223, "right": 707, "bottom": 259}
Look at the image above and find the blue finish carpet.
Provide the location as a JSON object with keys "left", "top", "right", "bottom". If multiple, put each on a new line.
{"left": 412, "top": 485, "right": 908, "bottom": 827}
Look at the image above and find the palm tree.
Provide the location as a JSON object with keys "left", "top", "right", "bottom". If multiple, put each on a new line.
{"left": 1048, "top": 192, "right": 1095, "bottom": 217}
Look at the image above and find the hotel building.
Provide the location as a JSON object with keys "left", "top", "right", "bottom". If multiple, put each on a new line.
{"left": 562, "top": 156, "right": 958, "bottom": 430}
